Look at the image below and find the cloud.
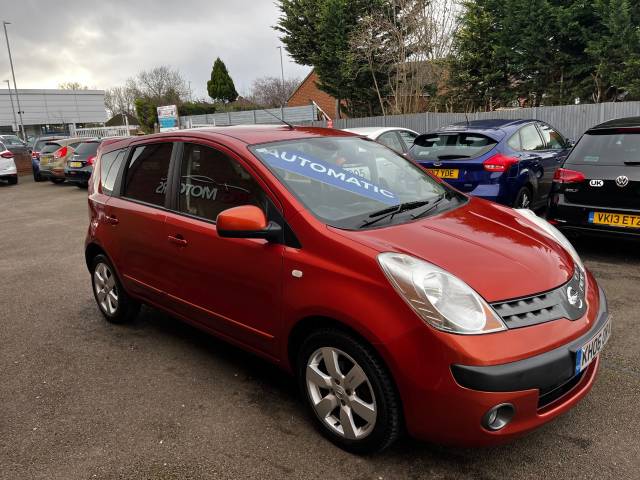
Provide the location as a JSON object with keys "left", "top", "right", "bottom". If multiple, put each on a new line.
{"left": 0, "top": 0, "right": 310, "bottom": 98}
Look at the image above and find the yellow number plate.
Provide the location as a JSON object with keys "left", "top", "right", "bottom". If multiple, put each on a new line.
{"left": 69, "top": 161, "right": 83, "bottom": 168}
{"left": 428, "top": 168, "right": 459, "bottom": 179}
{"left": 589, "top": 211, "right": 640, "bottom": 228}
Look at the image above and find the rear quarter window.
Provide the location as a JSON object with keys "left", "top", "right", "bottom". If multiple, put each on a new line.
{"left": 411, "top": 133, "right": 497, "bottom": 160}
{"left": 100, "top": 148, "right": 127, "bottom": 195}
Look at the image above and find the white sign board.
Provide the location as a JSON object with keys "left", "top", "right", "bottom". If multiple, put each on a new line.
{"left": 157, "top": 104, "right": 179, "bottom": 132}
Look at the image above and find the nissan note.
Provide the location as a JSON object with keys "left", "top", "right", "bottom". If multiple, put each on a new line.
{"left": 85, "top": 126, "right": 610, "bottom": 453}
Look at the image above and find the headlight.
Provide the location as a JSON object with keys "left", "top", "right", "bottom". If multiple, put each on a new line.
{"left": 514, "top": 209, "right": 584, "bottom": 272}
{"left": 378, "top": 252, "right": 506, "bottom": 334}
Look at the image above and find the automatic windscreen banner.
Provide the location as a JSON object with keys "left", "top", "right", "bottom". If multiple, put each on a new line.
{"left": 256, "top": 148, "right": 398, "bottom": 205}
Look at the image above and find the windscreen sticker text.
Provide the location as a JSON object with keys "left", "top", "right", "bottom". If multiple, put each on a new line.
{"left": 257, "top": 148, "right": 397, "bottom": 205}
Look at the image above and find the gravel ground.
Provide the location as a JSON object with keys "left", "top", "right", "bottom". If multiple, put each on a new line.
{"left": 1, "top": 176, "right": 638, "bottom": 480}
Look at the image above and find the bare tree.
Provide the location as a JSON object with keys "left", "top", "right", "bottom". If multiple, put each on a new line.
{"left": 58, "top": 82, "right": 89, "bottom": 90}
{"left": 247, "top": 76, "right": 301, "bottom": 108}
{"left": 104, "top": 85, "right": 137, "bottom": 117}
{"left": 135, "top": 66, "right": 189, "bottom": 104}
{"left": 350, "top": 0, "right": 460, "bottom": 114}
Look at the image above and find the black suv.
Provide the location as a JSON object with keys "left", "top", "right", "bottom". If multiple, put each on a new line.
{"left": 548, "top": 117, "right": 640, "bottom": 238}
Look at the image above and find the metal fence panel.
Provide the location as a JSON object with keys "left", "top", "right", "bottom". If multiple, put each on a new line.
{"left": 310, "top": 102, "right": 640, "bottom": 140}
{"left": 180, "top": 104, "right": 317, "bottom": 127}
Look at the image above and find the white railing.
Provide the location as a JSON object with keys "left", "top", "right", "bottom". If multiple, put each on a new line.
{"left": 70, "top": 125, "right": 139, "bottom": 138}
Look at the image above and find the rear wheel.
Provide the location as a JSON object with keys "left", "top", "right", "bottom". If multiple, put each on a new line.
{"left": 33, "top": 170, "right": 42, "bottom": 182}
{"left": 513, "top": 186, "right": 532, "bottom": 209}
{"left": 90, "top": 254, "right": 140, "bottom": 324}
{"left": 8, "top": 176, "right": 17, "bottom": 185}
{"left": 297, "top": 329, "right": 402, "bottom": 454}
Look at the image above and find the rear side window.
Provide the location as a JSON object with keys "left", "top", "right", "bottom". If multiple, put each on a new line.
{"left": 398, "top": 130, "right": 418, "bottom": 148}
{"left": 100, "top": 148, "right": 127, "bottom": 195}
{"left": 519, "top": 125, "right": 545, "bottom": 151}
{"left": 41, "top": 142, "right": 62, "bottom": 154}
{"left": 411, "top": 133, "right": 497, "bottom": 160}
{"left": 566, "top": 131, "right": 640, "bottom": 166}
{"left": 378, "top": 132, "right": 404, "bottom": 152}
{"left": 124, "top": 143, "right": 173, "bottom": 207}
{"left": 177, "top": 143, "right": 266, "bottom": 222}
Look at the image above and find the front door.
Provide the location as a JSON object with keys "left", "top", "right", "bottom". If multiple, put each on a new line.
{"left": 162, "top": 141, "right": 284, "bottom": 357}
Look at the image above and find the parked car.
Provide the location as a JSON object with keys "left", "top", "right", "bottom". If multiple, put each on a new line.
{"left": 38, "top": 137, "right": 85, "bottom": 183}
{"left": 85, "top": 126, "right": 609, "bottom": 453}
{"left": 0, "top": 141, "right": 18, "bottom": 185}
{"left": 30, "top": 135, "right": 67, "bottom": 181}
{"left": 343, "top": 127, "right": 419, "bottom": 154}
{"left": 547, "top": 116, "right": 640, "bottom": 238}
{"left": 0, "top": 134, "right": 30, "bottom": 174}
{"left": 409, "top": 119, "right": 572, "bottom": 209}
{"left": 65, "top": 138, "right": 104, "bottom": 187}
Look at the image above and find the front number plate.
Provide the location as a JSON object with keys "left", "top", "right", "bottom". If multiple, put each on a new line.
{"left": 575, "top": 316, "right": 612, "bottom": 375}
{"left": 428, "top": 168, "right": 459, "bottom": 179}
{"left": 589, "top": 211, "right": 640, "bottom": 228}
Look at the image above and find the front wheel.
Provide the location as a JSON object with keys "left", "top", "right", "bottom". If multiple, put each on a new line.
{"left": 513, "top": 186, "right": 532, "bottom": 209}
{"left": 297, "top": 329, "right": 402, "bottom": 454}
{"left": 90, "top": 254, "right": 140, "bottom": 324}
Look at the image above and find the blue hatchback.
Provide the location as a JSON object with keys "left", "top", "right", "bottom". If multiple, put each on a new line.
{"left": 409, "top": 119, "right": 572, "bottom": 209}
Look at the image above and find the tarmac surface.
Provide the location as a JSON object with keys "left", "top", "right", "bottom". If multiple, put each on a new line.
{"left": 1, "top": 175, "right": 638, "bottom": 479}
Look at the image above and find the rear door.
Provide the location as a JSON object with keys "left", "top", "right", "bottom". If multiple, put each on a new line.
{"left": 509, "top": 124, "right": 552, "bottom": 200}
{"left": 561, "top": 129, "right": 640, "bottom": 211}
{"left": 103, "top": 141, "right": 176, "bottom": 306}
{"left": 536, "top": 122, "right": 571, "bottom": 190}
{"left": 410, "top": 131, "right": 499, "bottom": 191}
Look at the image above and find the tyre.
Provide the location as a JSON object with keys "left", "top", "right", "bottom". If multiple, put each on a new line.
{"left": 513, "top": 186, "right": 532, "bottom": 209}
{"left": 90, "top": 254, "right": 140, "bottom": 324}
{"left": 51, "top": 178, "right": 65, "bottom": 184}
{"left": 297, "top": 328, "right": 402, "bottom": 454}
{"left": 33, "top": 170, "right": 42, "bottom": 182}
{"left": 8, "top": 176, "right": 17, "bottom": 185}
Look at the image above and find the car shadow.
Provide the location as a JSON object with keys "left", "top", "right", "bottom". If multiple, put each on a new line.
{"left": 573, "top": 235, "right": 640, "bottom": 263}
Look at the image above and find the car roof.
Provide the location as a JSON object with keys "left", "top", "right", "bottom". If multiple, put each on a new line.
{"left": 107, "top": 125, "right": 357, "bottom": 150}
{"left": 445, "top": 119, "right": 532, "bottom": 130}
{"left": 342, "top": 127, "right": 418, "bottom": 137}
{"left": 590, "top": 116, "right": 640, "bottom": 130}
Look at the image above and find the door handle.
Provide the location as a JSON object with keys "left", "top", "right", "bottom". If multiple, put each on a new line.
{"left": 168, "top": 234, "right": 188, "bottom": 247}
{"left": 105, "top": 215, "right": 119, "bottom": 225}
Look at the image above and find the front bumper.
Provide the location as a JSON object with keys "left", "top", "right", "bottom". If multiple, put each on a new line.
{"left": 388, "top": 285, "right": 607, "bottom": 446}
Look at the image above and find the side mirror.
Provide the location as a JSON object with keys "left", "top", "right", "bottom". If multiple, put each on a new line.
{"left": 566, "top": 139, "right": 575, "bottom": 148}
{"left": 216, "top": 205, "right": 282, "bottom": 243}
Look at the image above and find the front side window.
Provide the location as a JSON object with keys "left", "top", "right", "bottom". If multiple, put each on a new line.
{"left": 519, "top": 125, "right": 545, "bottom": 151}
{"left": 124, "top": 143, "right": 172, "bottom": 207}
{"left": 177, "top": 143, "right": 266, "bottom": 222}
{"left": 538, "top": 123, "right": 565, "bottom": 149}
{"left": 398, "top": 130, "right": 418, "bottom": 149}
{"left": 378, "top": 132, "right": 404, "bottom": 152}
{"left": 252, "top": 137, "right": 461, "bottom": 229}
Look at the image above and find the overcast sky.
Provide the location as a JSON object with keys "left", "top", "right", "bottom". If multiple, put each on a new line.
{"left": 0, "top": 0, "right": 311, "bottom": 99}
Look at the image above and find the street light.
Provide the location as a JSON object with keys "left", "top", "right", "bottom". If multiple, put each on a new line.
{"left": 5, "top": 79, "right": 18, "bottom": 133}
{"left": 3, "top": 21, "right": 26, "bottom": 140}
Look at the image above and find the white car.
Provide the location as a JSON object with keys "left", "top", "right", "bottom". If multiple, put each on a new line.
{"left": 0, "top": 141, "right": 18, "bottom": 185}
{"left": 343, "top": 127, "right": 419, "bottom": 154}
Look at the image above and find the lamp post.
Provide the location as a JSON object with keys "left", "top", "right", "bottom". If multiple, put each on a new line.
{"left": 277, "top": 46, "right": 286, "bottom": 110}
{"left": 5, "top": 79, "right": 18, "bottom": 133}
{"left": 3, "top": 21, "right": 26, "bottom": 140}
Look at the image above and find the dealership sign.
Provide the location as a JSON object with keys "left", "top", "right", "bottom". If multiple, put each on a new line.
{"left": 157, "top": 105, "right": 179, "bottom": 132}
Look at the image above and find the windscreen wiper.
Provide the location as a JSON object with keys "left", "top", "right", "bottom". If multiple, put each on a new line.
{"left": 360, "top": 200, "right": 430, "bottom": 228}
{"left": 437, "top": 154, "right": 470, "bottom": 160}
{"left": 410, "top": 194, "right": 447, "bottom": 220}
{"left": 623, "top": 161, "right": 640, "bottom": 165}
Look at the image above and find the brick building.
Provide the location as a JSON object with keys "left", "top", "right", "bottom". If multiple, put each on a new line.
{"left": 287, "top": 70, "right": 343, "bottom": 120}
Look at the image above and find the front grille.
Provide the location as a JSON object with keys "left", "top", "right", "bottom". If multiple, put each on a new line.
{"left": 538, "top": 370, "right": 584, "bottom": 409}
{"left": 491, "top": 268, "right": 586, "bottom": 328}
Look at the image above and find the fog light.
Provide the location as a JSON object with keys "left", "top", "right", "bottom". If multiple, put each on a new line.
{"left": 482, "top": 403, "right": 515, "bottom": 431}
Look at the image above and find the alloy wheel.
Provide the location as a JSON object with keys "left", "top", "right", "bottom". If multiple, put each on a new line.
{"left": 94, "top": 262, "right": 119, "bottom": 315}
{"left": 306, "top": 347, "right": 377, "bottom": 440}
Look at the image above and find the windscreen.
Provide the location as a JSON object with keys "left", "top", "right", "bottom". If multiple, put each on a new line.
{"left": 41, "top": 142, "right": 62, "bottom": 154}
{"left": 251, "top": 137, "right": 454, "bottom": 229}
{"left": 411, "top": 133, "right": 497, "bottom": 160}
{"left": 566, "top": 130, "right": 640, "bottom": 166}
{"left": 74, "top": 142, "right": 100, "bottom": 157}
{"left": 1, "top": 135, "right": 23, "bottom": 146}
